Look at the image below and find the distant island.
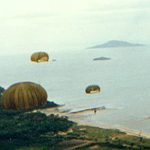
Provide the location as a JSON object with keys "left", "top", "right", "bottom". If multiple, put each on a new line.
{"left": 87, "top": 40, "right": 145, "bottom": 49}
{"left": 93, "top": 57, "right": 111, "bottom": 61}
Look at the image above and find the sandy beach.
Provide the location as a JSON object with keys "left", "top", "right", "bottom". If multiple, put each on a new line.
{"left": 39, "top": 106, "right": 150, "bottom": 139}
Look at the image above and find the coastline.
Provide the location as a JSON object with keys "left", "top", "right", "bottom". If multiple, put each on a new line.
{"left": 39, "top": 106, "right": 150, "bottom": 139}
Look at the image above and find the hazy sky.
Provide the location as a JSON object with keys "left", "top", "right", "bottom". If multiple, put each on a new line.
{"left": 0, "top": 0, "right": 150, "bottom": 54}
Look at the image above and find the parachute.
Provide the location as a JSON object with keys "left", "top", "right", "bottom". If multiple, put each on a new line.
{"left": 1, "top": 82, "right": 47, "bottom": 110}
{"left": 85, "top": 85, "right": 100, "bottom": 94}
{"left": 31, "top": 52, "right": 49, "bottom": 63}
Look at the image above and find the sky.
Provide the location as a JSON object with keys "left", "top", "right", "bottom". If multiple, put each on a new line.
{"left": 0, "top": 0, "right": 150, "bottom": 54}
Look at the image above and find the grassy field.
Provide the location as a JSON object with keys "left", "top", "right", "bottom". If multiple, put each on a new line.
{"left": 70, "top": 125, "right": 150, "bottom": 150}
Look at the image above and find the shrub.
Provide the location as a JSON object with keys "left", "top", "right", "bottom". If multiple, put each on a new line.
{"left": 0, "top": 112, "right": 74, "bottom": 141}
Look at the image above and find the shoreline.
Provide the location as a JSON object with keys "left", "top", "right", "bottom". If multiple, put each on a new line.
{"left": 72, "top": 118, "right": 150, "bottom": 139}
{"left": 39, "top": 107, "right": 150, "bottom": 139}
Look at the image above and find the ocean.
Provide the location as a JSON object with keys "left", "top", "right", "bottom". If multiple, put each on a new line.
{"left": 1, "top": 46, "right": 150, "bottom": 133}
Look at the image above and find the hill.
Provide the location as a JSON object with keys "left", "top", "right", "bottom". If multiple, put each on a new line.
{"left": 88, "top": 40, "right": 144, "bottom": 49}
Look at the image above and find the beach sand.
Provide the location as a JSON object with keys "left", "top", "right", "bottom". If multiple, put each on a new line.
{"left": 39, "top": 106, "right": 150, "bottom": 139}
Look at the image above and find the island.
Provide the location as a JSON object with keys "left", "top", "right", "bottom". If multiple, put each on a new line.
{"left": 87, "top": 40, "right": 145, "bottom": 49}
{"left": 93, "top": 57, "right": 111, "bottom": 61}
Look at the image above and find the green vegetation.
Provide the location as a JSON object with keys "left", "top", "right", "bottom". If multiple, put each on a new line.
{"left": 38, "top": 100, "right": 58, "bottom": 109}
{"left": 0, "top": 112, "right": 74, "bottom": 150}
{"left": 0, "top": 86, "right": 5, "bottom": 93}
{"left": 0, "top": 86, "right": 5, "bottom": 108}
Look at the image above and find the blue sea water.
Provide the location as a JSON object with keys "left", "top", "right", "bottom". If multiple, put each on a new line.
{"left": 1, "top": 46, "right": 150, "bottom": 132}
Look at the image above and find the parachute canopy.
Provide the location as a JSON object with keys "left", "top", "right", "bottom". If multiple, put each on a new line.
{"left": 31, "top": 52, "right": 49, "bottom": 62}
{"left": 85, "top": 85, "right": 100, "bottom": 94}
{"left": 2, "top": 82, "right": 47, "bottom": 110}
